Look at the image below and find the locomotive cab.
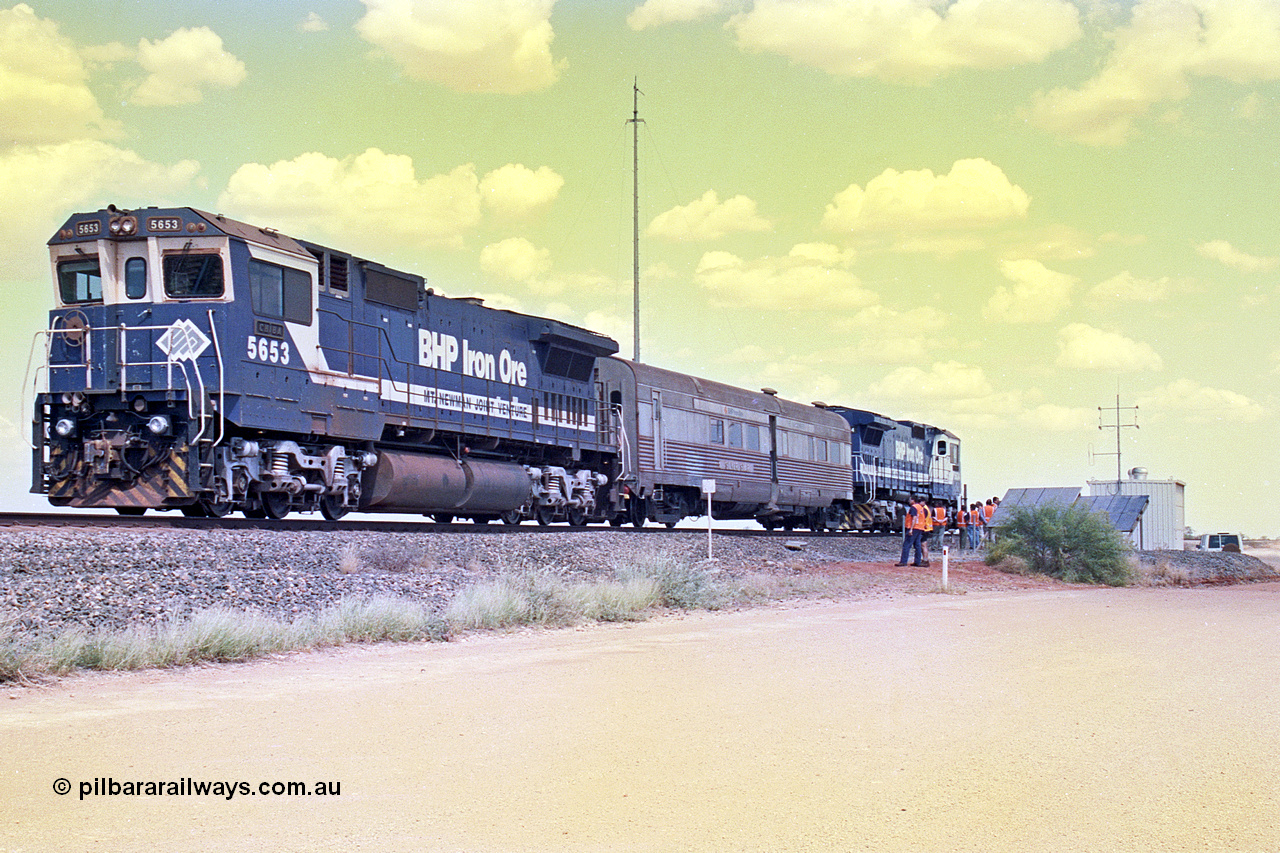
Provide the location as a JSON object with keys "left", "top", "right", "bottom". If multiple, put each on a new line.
{"left": 33, "top": 206, "right": 325, "bottom": 515}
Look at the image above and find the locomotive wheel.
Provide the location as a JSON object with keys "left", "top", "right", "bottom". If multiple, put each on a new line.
{"left": 535, "top": 505, "right": 555, "bottom": 526}
{"left": 608, "top": 515, "right": 625, "bottom": 527}
{"left": 500, "top": 510, "right": 523, "bottom": 526}
{"left": 432, "top": 513, "right": 454, "bottom": 524}
{"left": 629, "top": 498, "right": 647, "bottom": 528}
{"left": 202, "top": 499, "right": 233, "bottom": 519}
{"left": 319, "top": 495, "right": 349, "bottom": 521}
{"left": 261, "top": 492, "right": 291, "bottom": 520}
{"left": 180, "top": 503, "right": 207, "bottom": 518}
{"left": 567, "top": 507, "right": 587, "bottom": 528}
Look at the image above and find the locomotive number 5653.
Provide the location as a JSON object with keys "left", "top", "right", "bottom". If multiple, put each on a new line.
{"left": 247, "top": 335, "right": 291, "bottom": 365}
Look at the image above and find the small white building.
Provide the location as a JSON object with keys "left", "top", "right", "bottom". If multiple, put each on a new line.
{"left": 1087, "top": 470, "right": 1186, "bottom": 551}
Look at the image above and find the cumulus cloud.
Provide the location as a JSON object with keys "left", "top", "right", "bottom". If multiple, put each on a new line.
{"left": 1143, "top": 378, "right": 1266, "bottom": 424}
{"left": 478, "top": 163, "right": 564, "bottom": 217}
{"left": 727, "top": 0, "right": 1080, "bottom": 84}
{"left": 220, "top": 149, "right": 483, "bottom": 250}
{"left": 356, "top": 0, "right": 565, "bottom": 93}
{"left": 132, "top": 27, "right": 246, "bottom": 106}
{"left": 822, "top": 159, "right": 1029, "bottom": 234}
{"left": 0, "top": 4, "right": 119, "bottom": 143}
{"left": 647, "top": 190, "right": 771, "bottom": 241}
{"left": 1088, "top": 270, "right": 1171, "bottom": 305}
{"left": 693, "top": 244, "right": 876, "bottom": 310}
{"left": 219, "top": 150, "right": 564, "bottom": 252}
{"left": 984, "top": 258, "right": 1076, "bottom": 323}
{"left": 1055, "top": 323, "right": 1163, "bottom": 372}
{"left": 628, "top": 0, "right": 735, "bottom": 29}
{"left": 1029, "top": 0, "right": 1280, "bottom": 145}
{"left": 479, "top": 237, "right": 551, "bottom": 282}
{"left": 1196, "top": 239, "right": 1279, "bottom": 273}
{"left": 831, "top": 304, "right": 950, "bottom": 364}
{"left": 868, "top": 360, "right": 995, "bottom": 402}
{"left": 0, "top": 140, "right": 200, "bottom": 264}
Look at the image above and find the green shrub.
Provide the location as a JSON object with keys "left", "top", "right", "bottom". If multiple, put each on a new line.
{"left": 986, "top": 503, "right": 1133, "bottom": 586}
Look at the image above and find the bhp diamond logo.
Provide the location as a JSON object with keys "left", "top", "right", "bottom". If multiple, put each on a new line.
{"left": 156, "top": 319, "right": 210, "bottom": 362}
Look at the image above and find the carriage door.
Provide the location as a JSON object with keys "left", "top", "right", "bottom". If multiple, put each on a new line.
{"left": 651, "top": 389, "right": 664, "bottom": 470}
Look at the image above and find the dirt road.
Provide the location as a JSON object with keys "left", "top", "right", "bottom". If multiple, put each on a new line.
{"left": 4, "top": 583, "right": 1279, "bottom": 852}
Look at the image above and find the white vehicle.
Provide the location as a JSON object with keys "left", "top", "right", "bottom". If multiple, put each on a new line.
{"left": 1197, "top": 533, "right": 1242, "bottom": 552}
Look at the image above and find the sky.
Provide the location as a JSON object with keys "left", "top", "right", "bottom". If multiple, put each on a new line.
{"left": 1, "top": 0, "right": 1277, "bottom": 536}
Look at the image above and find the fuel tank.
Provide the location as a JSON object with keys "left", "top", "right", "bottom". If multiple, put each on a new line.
{"left": 360, "top": 450, "right": 531, "bottom": 515}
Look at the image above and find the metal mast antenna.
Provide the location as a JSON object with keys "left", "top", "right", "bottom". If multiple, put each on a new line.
{"left": 1097, "top": 393, "right": 1139, "bottom": 488}
{"left": 628, "top": 79, "right": 644, "bottom": 362}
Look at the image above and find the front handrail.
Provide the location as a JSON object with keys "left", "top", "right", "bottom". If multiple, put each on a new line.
{"left": 27, "top": 316, "right": 226, "bottom": 446}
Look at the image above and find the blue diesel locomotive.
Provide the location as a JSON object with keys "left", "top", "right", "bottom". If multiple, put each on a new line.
{"left": 829, "top": 407, "right": 962, "bottom": 531}
{"left": 29, "top": 205, "right": 960, "bottom": 529}
{"left": 32, "top": 206, "right": 617, "bottom": 522}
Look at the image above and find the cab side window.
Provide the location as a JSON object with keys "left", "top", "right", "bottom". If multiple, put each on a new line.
{"left": 125, "top": 258, "right": 147, "bottom": 299}
{"left": 58, "top": 258, "right": 102, "bottom": 304}
{"left": 250, "top": 259, "right": 312, "bottom": 324}
{"left": 164, "top": 253, "right": 224, "bottom": 298}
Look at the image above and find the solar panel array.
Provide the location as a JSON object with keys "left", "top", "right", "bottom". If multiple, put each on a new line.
{"left": 990, "top": 487, "right": 1149, "bottom": 533}
{"left": 1077, "top": 494, "right": 1149, "bottom": 533}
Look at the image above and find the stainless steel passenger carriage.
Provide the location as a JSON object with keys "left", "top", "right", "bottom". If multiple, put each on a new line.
{"left": 598, "top": 359, "right": 853, "bottom": 529}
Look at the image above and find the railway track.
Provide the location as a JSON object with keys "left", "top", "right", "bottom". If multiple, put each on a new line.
{"left": 0, "top": 511, "right": 897, "bottom": 538}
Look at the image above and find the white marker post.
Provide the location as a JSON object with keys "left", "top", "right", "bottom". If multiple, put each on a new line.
{"left": 942, "top": 545, "right": 950, "bottom": 593}
{"left": 702, "top": 479, "right": 716, "bottom": 561}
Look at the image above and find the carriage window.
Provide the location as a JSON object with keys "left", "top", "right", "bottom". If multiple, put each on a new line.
{"left": 816, "top": 438, "right": 828, "bottom": 462}
{"left": 125, "top": 257, "right": 147, "bottom": 299}
{"left": 57, "top": 258, "right": 102, "bottom": 304}
{"left": 728, "top": 422, "right": 743, "bottom": 448}
{"left": 710, "top": 418, "right": 725, "bottom": 445}
{"left": 745, "top": 424, "right": 760, "bottom": 451}
{"left": 164, "top": 252, "right": 224, "bottom": 298}
{"left": 249, "top": 259, "right": 312, "bottom": 324}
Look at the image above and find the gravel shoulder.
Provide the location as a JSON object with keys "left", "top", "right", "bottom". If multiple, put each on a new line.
{"left": 2, "top": 525, "right": 1276, "bottom": 636}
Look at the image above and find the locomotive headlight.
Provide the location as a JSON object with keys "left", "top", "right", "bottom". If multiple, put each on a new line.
{"left": 147, "top": 415, "right": 170, "bottom": 435}
{"left": 54, "top": 418, "right": 75, "bottom": 438}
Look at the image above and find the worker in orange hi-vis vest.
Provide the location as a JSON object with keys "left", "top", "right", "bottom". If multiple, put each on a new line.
{"left": 932, "top": 503, "right": 947, "bottom": 550}
{"left": 969, "top": 502, "right": 984, "bottom": 549}
{"left": 897, "top": 499, "right": 921, "bottom": 567}
{"left": 984, "top": 498, "right": 996, "bottom": 542}
{"left": 956, "top": 505, "right": 969, "bottom": 551}
{"left": 914, "top": 498, "right": 933, "bottom": 567}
